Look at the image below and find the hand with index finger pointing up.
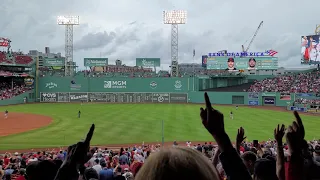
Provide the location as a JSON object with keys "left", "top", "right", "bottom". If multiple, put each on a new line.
{"left": 66, "top": 124, "right": 95, "bottom": 166}
{"left": 200, "top": 92, "right": 225, "bottom": 138}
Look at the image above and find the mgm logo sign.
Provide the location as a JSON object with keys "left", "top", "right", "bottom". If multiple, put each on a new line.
{"left": 104, "top": 81, "right": 127, "bottom": 89}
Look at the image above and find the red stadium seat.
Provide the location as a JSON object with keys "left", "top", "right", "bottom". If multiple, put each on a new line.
{"left": 15, "top": 55, "right": 33, "bottom": 64}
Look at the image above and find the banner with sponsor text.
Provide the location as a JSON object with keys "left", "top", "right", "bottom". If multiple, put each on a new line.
{"left": 40, "top": 92, "right": 188, "bottom": 103}
{"left": 43, "top": 58, "right": 65, "bottom": 66}
{"left": 264, "top": 97, "right": 275, "bottom": 105}
{"left": 280, "top": 93, "right": 291, "bottom": 100}
{"left": 248, "top": 92, "right": 259, "bottom": 99}
{"left": 84, "top": 58, "right": 108, "bottom": 67}
{"left": 136, "top": 58, "right": 161, "bottom": 67}
{"left": 289, "top": 106, "right": 307, "bottom": 112}
{"left": 248, "top": 100, "right": 259, "bottom": 105}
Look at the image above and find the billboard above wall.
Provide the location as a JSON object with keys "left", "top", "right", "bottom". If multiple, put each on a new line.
{"left": 43, "top": 58, "right": 65, "bottom": 66}
{"left": 84, "top": 58, "right": 108, "bottom": 66}
{"left": 206, "top": 56, "right": 278, "bottom": 70}
{"left": 301, "top": 35, "right": 320, "bottom": 64}
{"left": 136, "top": 58, "right": 161, "bottom": 67}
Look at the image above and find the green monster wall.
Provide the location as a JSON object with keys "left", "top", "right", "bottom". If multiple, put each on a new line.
{"left": 39, "top": 77, "right": 194, "bottom": 92}
{"left": 189, "top": 92, "right": 295, "bottom": 107}
{"left": 37, "top": 76, "right": 299, "bottom": 107}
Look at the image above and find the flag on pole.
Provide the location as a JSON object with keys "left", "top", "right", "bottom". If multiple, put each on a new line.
{"left": 268, "top": 49, "right": 278, "bottom": 56}
{"left": 193, "top": 49, "right": 195, "bottom": 57}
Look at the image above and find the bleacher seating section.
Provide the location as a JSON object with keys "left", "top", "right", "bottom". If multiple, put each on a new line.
{"left": 0, "top": 51, "right": 33, "bottom": 65}
{"left": 15, "top": 55, "right": 33, "bottom": 64}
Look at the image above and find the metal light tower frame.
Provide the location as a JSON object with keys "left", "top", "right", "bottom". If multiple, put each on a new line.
{"left": 57, "top": 16, "right": 79, "bottom": 76}
{"left": 315, "top": 24, "right": 320, "bottom": 35}
{"left": 163, "top": 10, "right": 187, "bottom": 77}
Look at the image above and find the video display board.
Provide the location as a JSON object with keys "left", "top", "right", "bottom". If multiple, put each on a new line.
{"left": 206, "top": 57, "right": 278, "bottom": 70}
{"left": 301, "top": 35, "right": 320, "bottom": 64}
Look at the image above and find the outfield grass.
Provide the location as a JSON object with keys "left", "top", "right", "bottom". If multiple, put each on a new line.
{"left": 0, "top": 103, "right": 319, "bottom": 150}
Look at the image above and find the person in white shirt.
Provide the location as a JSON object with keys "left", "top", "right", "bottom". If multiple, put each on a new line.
{"left": 186, "top": 141, "right": 191, "bottom": 147}
{"left": 133, "top": 152, "right": 139, "bottom": 161}
{"left": 92, "top": 159, "right": 102, "bottom": 173}
{"left": 28, "top": 157, "right": 38, "bottom": 163}
{"left": 133, "top": 152, "right": 144, "bottom": 163}
{"left": 310, "top": 42, "right": 318, "bottom": 62}
{"left": 88, "top": 153, "right": 98, "bottom": 167}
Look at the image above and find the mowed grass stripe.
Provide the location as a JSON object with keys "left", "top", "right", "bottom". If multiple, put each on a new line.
{"left": 0, "top": 104, "right": 319, "bottom": 150}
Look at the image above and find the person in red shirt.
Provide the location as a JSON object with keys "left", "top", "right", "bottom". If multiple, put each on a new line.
{"left": 13, "top": 169, "right": 26, "bottom": 180}
{"left": 3, "top": 155, "right": 9, "bottom": 166}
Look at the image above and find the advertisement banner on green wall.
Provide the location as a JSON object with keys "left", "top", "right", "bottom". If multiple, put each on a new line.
{"left": 261, "top": 92, "right": 276, "bottom": 96}
{"left": 280, "top": 93, "right": 291, "bottom": 100}
{"left": 248, "top": 92, "right": 259, "bottom": 99}
{"left": 136, "top": 58, "right": 161, "bottom": 67}
{"left": 40, "top": 92, "right": 188, "bottom": 103}
{"left": 43, "top": 58, "right": 65, "bottom": 66}
{"left": 84, "top": 58, "right": 108, "bottom": 66}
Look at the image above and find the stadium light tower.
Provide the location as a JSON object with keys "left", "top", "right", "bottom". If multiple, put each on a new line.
{"left": 315, "top": 24, "right": 320, "bottom": 35}
{"left": 163, "top": 10, "right": 187, "bottom": 77}
{"left": 57, "top": 16, "right": 79, "bottom": 76}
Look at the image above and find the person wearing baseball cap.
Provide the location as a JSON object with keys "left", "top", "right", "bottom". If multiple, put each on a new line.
{"left": 226, "top": 57, "right": 237, "bottom": 71}
{"left": 248, "top": 58, "right": 256, "bottom": 69}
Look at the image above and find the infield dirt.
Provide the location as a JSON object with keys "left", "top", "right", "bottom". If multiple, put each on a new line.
{"left": 0, "top": 113, "right": 52, "bottom": 137}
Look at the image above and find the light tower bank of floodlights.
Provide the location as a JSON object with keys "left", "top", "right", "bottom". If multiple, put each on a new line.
{"left": 315, "top": 24, "right": 320, "bottom": 35}
{"left": 163, "top": 10, "right": 187, "bottom": 77}
{"left": 57, "top": 16, "right": 79, "bottom": 76}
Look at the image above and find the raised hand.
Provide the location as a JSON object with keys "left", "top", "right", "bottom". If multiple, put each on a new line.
{"left": 293, "top": 111, "right": 304, "bottom": 139}
{"left": 65, "top": 124, "right": 95, "bottom": 166}
{"left": 55, "top": 124, "right": 95, "bottom": 180}
{"left": 200, "top": 92, "right": 225, "bottom": 138}
{"left": 274, "top": 125, "right": 286, "bottom": 180}
{"left": 236, "top": 127, "right": 246, "bottom": 144}
{"left": 286, "top": 125, "right": 302, "bottom": 154}
{"left": 274, "top": 124, "right": 285, "bottom": 143}
{"left": 235, "top": 127, "right": 246, "bottom": 154}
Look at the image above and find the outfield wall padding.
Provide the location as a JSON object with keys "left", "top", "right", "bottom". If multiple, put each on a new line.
{"left": 38, "top": 91, "right": 296, "bottom": 107}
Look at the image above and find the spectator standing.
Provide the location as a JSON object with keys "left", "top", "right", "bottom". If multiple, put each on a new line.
{"left": 92, "top": 159, "right": 102, "bottom": 173}
{"left": 99, "top": 162, "right": 113, "bottom": 180}
{"left": 314, "top": 145, "right": 320, "bottom": 162}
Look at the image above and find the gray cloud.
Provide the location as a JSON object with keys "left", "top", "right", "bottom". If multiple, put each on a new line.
{"left": 74, "top": 31, "right": 116, "bottom": 51}
{"left": 1, "top": 0, "right": 320, "bottom": 69}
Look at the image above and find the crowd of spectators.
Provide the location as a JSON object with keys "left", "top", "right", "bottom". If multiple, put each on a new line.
{"left": 248, "top": 71, "right": 320, "bottom": 93}
{"left": 0, "top": 93, "right": 319, "bottom": 180}
{"left": 39, "top": 67, "right": 243, "bottom": 78}
{"left": 38, "top": 67, "right": 170, "bottom": 78}
{"left": 0, "top": 51, "right": 33, "bottom": 65}
{"left": 294, "top": 98, "right": 320, "bottom": 106}
{"left": 0, "top": 82, "right": 31, "bottom": 100}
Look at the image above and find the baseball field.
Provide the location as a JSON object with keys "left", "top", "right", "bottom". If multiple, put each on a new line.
{"left": 0, "top": 103, "right": 319, "bottom": 152}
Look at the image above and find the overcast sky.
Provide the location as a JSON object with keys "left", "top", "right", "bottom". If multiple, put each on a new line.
{"left": 1, "top": 0, "right": 319, "bottom": 70}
